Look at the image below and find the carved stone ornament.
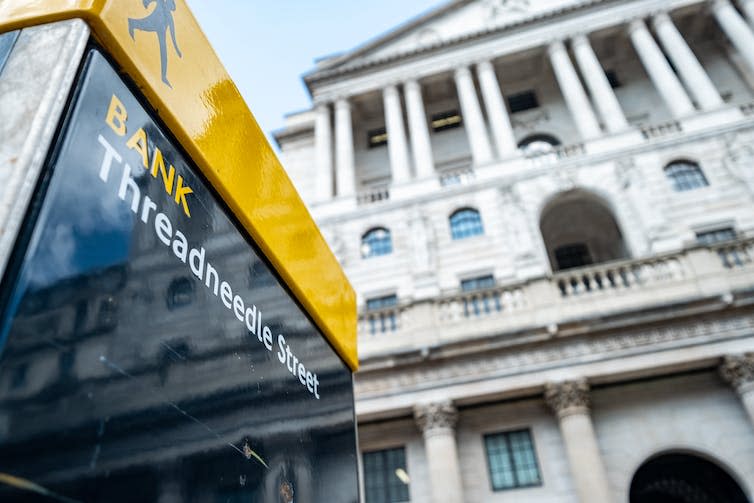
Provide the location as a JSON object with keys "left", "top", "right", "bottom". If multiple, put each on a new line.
{"left": 544, "top": 379, "right": 590, "bottom": 417}
{"left": 720, "top": 353, "right": 754, "bottom": 391}
{"left": 414, "top": 401, "right": 458, "bottom": 433}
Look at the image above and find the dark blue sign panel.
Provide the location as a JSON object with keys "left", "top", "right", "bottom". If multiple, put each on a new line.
{"left": 0, "top": 48, "right": 358, "bottom": 503}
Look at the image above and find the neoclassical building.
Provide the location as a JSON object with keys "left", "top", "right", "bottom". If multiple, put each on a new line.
{"left": 275, "top": 0, "right": 754, "bottom": 501}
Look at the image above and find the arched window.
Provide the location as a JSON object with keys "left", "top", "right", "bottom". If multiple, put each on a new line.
{"left": 664, "top": 160, "right": 708, "bottom": 192}
{"left": 518, "top": 133, "right": 561, "bottom": 155}
{"left": 449, "top": 208, "right": 484, "bottom": 240}
{"left": 361, "top": 227, "right": 392, "bottom": 258}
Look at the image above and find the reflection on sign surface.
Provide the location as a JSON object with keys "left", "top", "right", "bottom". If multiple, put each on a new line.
{"left": 0, "top": 48, "right": 358, "bottom": 503}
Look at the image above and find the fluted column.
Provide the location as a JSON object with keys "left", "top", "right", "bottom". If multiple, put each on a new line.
{"left": 548, "top": 40, "right": 602, "bottom": 140}
{"left": 720, "top": 353, "right": 754, "bottom": 427}
{"left": 652, "top": 12, "right": 723, "bottom": 110}
{"left": 711, "top": 0, "right": 754, "bottom": 72}
{"left": 628, "top": 19, "right": 695, "bottom": 118}
{"left": 334, "top": 98, "right": 356, "bottom": 197}
{"left": 414, "top": 401, "right": 464, "bottom": 503}
{"left": 571, "top": 34, "right": 629, "bottom": 133}
{"left": 383, "top": 85, "right": 412, "bottom": 184}
{"left": 545, "top": 380, "right": 613, "bottom": 503}
{"left": 404, "top": 79, "right": 435, "bottom": 179}
{"left": 476, "top": 60, "right": 517, "bottom": 158}
{"left": 454, "top": 66, "right": 494, "bottom": 165}
{"left": 314, "top": 103, "right": 334, "bottom": 201}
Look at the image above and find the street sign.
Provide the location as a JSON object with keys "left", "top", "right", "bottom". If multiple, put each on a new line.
{"left": 0, "top": 3, "right": 358, "bottom": 502}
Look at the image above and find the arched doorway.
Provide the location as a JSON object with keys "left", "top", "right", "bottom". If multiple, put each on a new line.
{"left": 630, "top": 452, "right": 750, "bottom": 503}
{"left": 540, "top": 190, "right": 628, "bottom": 271}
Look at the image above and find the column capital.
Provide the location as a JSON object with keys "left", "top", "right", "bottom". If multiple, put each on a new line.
{"left": 476, "top": 59, "right": 495, "bottom": 72}
{"left": 545, "top": 379, "right": 590, "bottom": 418}
{"left": 414, "top": 401, "right": 458, "bottom": 435}
{"left": 651, "top": 10, "right": 672, "bottom": 26}
{"left": 627, "top": 17, "right": 648, "bottom": 36}
{"left": 334, "top": 97, "right": 350, "bottom": 110}
{"left": 570, "top": 32, "right": 591, "bottom": 46}
{"left": 453, "top": 65, "right": 472, "bottom": 80}
{"left": 403, "top": 78, "right": 421, "bottom": 90}
{"left": 546, "top": 39, "right": 567, "bottom": 55}
{"left": 720, "top": 353, "right": 754, "bottom": 393}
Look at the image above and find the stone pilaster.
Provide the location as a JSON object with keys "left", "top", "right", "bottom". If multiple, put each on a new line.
{"left": 414, "top": 401, "right": 464, "bottom": 503}
{"left": 720, "top": 353, "right": 754, "bottom": 427}
{"left": 545, "top": 380, "right": 613, "bottom": 503}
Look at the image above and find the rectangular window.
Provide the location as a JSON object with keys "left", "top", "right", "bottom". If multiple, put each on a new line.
{"left": 364, "top": 447, "right": 410, "bottom": 503}
{"left": 366, "top": 294, "right": 398, "bottom": 335}
{"left": 366, "top": 294, "right": 398, "bottom": 311}
{"left": 461, "top": 274, "right": 495, "bottom": 292}
{"left": 430, "top": 110, "right": 462, "bottom": 132}
{"left": 696, "top": 227, "right": 736, "bottom": 245}
{"left": 368, "top": 127, "right": 388, "bottom": 148}
{"left": 605, "top": 69, "right": 621, "bottom": 88}
{"left": 507, "top": 90, "right": 539, "bottom": 113}
{"left": 484, "top": 429, "right": 542, "bottom": 491}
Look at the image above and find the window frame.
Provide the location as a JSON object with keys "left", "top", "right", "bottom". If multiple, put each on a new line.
{"left": 449, "top": 208, "right": 484, "bottom": 240}
{"left": 363, "top": 446, "right": 410, "bottom": 503}
{"left": 664, "top": 160, "right": 709, "bottom": 192}
{"left": 361, "top": 227, "right": 393, "bottom": 259}
{"left": 484, "top": 429, "right": 543, "bottom": 492}
{"left": 368, "top": 127, "right": 388, "bottom": 148}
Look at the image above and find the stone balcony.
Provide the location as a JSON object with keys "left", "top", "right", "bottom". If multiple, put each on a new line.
{"left": 357, "top": 238, "right": 754, "bottom": 358}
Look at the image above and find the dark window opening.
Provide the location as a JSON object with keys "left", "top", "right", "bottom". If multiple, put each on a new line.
{"left": 431, "top": 110, "right": 462, "bottom": 132}
{"left": 461, "top": 275, "right": 495, "bottom": 292}
{"left": 450, "top": 208, "right": 484, "bottom": 240}
{"left": 485, "top": 429, "right": 542, "bottom": 491}
{"left": 555, "top": 243, "right": 593, "bottom": 270}
{"left": 696, "top": 227, "right": 736, "bottom": 245}
{"left": 366, "top": 294, "right": 397, "bottom": 311}
{"left": 363, "top": 447, "right": 410, "bottom": 503}
{"left": 368, "top": 127, "right": 388, "bottom": 148}
{"left": 507, "top": 90, "right": 539, "bottom": 113}
{"left": 605, "top": 69, "right": 621, "bottom": 88}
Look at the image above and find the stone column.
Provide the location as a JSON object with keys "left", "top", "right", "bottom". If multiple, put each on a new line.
{"left": 548, "top": 40, "right": 602, "bottom": 140}
{"left": 627, "top": 19, "right": 695, "bottom": 118}
{"left": 476, "top": 60, "right": 517, "bottom": 158}
{"left": 314, "top": 103, "right": 334, "bottom": 201}
{"left": 545, "top": 380, "right": 613, "bottom": 503}
{"left": 652, "top": 12, "right": 723, "bottom": 111}
{"left": 404, "top": 79, "right": 435, "bottom": 179}
{"left": 334, "top": 98, "right": 356, "bottom": 197}
{"left": 571, "top": 34, "right": 629, "bottom": 133}
{"left": 383, "top": 85, "right": 412, "bottom": 184}
{"left": 720, "top": 353, "right": 754, "bottom": 427}
{"left": 453, "top": 66, "right": 494, "bottom": 165}
{"left": 711, "top": 0, "right": 754, "bottom": 72}
{"left": 414, "top": 401, "right": 464, "bottom": 503}
{"left": 740, "top": 0, "right": 754, "bottom": 27}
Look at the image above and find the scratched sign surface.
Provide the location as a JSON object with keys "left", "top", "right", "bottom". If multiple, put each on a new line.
{"left": 0, "top": 48, "right": 358, "bottom": 503}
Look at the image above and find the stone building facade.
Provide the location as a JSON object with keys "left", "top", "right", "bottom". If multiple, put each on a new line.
{"left": 274, "top": 0, "right": 754, "bottom": 501}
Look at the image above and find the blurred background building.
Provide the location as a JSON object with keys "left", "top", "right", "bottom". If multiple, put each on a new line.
{"left": 274, "top": 0, "right": 754, "bottom": 501}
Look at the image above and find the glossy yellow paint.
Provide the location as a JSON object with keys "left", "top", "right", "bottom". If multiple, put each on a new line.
{"left": 0, "top": 0, "right": 358, "bottom": 370}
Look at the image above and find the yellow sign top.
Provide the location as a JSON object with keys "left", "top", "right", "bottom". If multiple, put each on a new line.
{"left": 0, "top": 0, "right": 358, "bottom": 370}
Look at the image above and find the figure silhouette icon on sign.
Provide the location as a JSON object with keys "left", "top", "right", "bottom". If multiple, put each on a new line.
{"left": 128, "top": 0, "right": 182, "bottom": 88}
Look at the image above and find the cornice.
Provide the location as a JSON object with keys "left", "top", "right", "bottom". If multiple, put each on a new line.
{"left": 304, "top": 0, "right": 608, "bottom": 87}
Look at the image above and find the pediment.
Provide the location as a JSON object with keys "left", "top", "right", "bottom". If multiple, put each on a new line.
{"left": 311, "top": 0, "right": 586, "bottom": 77}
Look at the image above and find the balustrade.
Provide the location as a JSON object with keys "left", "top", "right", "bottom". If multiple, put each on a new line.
{"left": 640, "top": 120, "right": 683, "bottom": 139}
{"left": 357, "top": 240, "right": 754, "bottom": 339}
{"left": 357, "top": 185, "right": 390, "bottom": 205}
